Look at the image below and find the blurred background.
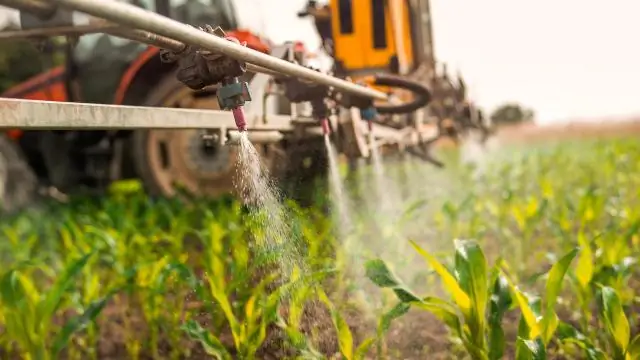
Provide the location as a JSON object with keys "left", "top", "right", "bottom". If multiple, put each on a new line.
{"left": 3, "top": 0, "right": 640, "bottom": 123}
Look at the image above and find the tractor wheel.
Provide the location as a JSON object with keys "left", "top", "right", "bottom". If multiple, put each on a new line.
{"left": 131, "top": 77, "right": 242, "bottom": 198}
{"left": 0, "top": 135, "right": 38, "bottom": 213}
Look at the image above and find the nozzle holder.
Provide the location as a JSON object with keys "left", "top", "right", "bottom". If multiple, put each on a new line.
{"left": 360, "top": 107, "right": 377, "bottom": 121}
{"left": 164, "top": 25, "right": 249, "bottom": 91}
{"left": 217, "top": 79, "right": 251, "bottom": 110}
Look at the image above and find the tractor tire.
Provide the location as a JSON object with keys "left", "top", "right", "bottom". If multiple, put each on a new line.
{"left": 0, "top": 135, "right": 38, "bottom": 213}
{"left": 130, "top": 76, "right": 239, "bottom": 198}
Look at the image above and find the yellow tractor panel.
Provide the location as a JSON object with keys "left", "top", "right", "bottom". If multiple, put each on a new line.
{"left": 330, "top": 0, "right": 415, "bottom": 75}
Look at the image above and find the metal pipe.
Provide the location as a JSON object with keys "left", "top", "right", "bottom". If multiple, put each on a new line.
{"left": 226, "top": 130, "right": 284, "bottom": 144}
{"left": 0, "top": 0, "right": 54, "bottom": 18}
{"left": 246, "top": 64, "right": 285, "bottom": 78}
{"left": 0, "top": 98, "right": 298, "bottom": 130}
{"left": 0, "top": 22, "right": 117, "bottom": 38}
{"left": 49, "top": 0, "right": 388, "bottom": 101}
{"left": 0, "top": 24, "right": 115, "bottom": 40}
{"left": 106, "top": 26, "right": 183, "bottom": 51}
{"left": 109, "top": 26, "right": 284, "bottom": 78}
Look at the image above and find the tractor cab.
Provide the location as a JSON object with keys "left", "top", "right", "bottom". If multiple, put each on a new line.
{"left": 2, "top": 0, "right": 245, "bottom": 105}
{"left": 298, "top": 0, "right": 436, "bottom": 113}
{"left": 72, "top": 0, "right": 241, "bottom": 104}
{"left": 299, "top": 0, "right": 420, "bottom": 79}
{"left": 0, "top": 0, "right": 272, "bottom": 198}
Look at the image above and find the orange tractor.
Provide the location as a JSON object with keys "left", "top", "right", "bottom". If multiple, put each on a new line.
{"left": 0, "top": 0, "right": 325, "bottom": 209}
{"left": 0, "top": 0, "right": 491, "bottom": 212}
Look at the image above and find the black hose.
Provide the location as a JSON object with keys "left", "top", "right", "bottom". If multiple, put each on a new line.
{"left": 372, "top": 74, "right": 431, "bottom": 115}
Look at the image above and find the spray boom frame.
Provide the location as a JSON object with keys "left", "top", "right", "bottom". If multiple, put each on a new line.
{"left": 0, "top": 0, "right": 483, "bottom": 168}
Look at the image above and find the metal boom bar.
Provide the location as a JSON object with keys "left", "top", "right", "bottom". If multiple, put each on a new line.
{"left": 19, "top": 0, "right": 388, "bottom": 101}
{"left": 0, "top": 98, "right": 296, "bottom": 130}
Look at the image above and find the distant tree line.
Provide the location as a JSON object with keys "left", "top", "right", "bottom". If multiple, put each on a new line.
{"left": 489, "top": 102, "right": 535, "bottom": 126}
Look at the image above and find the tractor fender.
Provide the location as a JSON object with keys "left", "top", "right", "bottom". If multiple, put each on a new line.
{"left": 113, "top": 47, "right": 169, "bottom": 106}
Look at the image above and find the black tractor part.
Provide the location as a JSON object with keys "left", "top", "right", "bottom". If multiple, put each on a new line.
{"left": 0, "top": 135, "right": 38, "bottom": 213}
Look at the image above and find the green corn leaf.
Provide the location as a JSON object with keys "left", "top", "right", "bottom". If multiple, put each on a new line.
{"left": 541, "top": 248, "right": 578, "bottom": 344}
{"left": 154, "top": 262, "right": 198, "bottom": 290}
{"left": 599, "top": 286, "right": 630, "bottom": 358}
{"left": 516, "top": 337, "right": 546, "bottom": 360}
{"left": 555, "top": 322, "right": 606, "bottom": 360}
{"left": 354, "top": 337, "right": 375, "bottom": 360}
{"left": 182, "top": 319, "right": 232, "bottom": 360}
{"left": 377, "top": 302, "right": 410, "bottom": 336}
{"left": 488, "top": 275, "right": 513, "bottom": 360}
{"left": 287, "top": 282, "right": 311, "bottom": 329}
{"left": 626, "top": 334, "right": 640, "bottom": 359}
{"left": 242, "top": 273, "right": 278, "bottom": 356}
{"left": 364, "top": 259, "right": 421, "bottom": 303}
{"left": 574, "top": 234, "right": 594, "bottom": 289}
{"left": 0, "top": 269, "right": 34, "bottom": 308}
{"left": 38, "top": 252, "right": 93, "bottom": 324}
{"left": 453, "top": 239, "right": 489, "bottom": 345}
{"left": 514, "top": 290, "right": 542, "bottom": 340}
{"left": 409, "top": 240, "right": 471, "bottom": 314}
{"left": 318, "top": 288, "right": 353, "bottom": 360}
{"left": 51, "top": 294, "right": 111, "bottom": 355}
{"left": 282, "top": 326, "right": 324, "bottom": 359}
{"left": 411, "top": 297, "right": 463, "bottom": 339}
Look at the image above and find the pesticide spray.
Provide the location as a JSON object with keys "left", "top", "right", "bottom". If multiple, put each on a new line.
{"left": 233, "top": 107, "right": 305, "bottom": 279}
{"left": 322, "top": 119, "right": 353, "bottom": 237}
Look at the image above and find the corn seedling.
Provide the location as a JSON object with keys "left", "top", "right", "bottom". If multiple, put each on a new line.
{"left": 504, "top": 247, "right": 578, "bottom": 360}
{"left": 0, "top": 253, "right": 104, "bottom": 359}
{"left": 365, "top": 239, "right": 517, "bottom": 360}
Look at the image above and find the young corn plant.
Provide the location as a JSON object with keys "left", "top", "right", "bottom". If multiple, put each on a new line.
{"left": 365, "top": 239, "right": 514, "bottom": 360}
{"left": 556, "top": 286, "right": 640, "bottom": 360}
{"left": 0, "top": 252, "right": 112, "bottom": 360}
{"left": 503, "top": 247, "right": 578, "bottom": 360}
{"left": 275, "top": 268, "right": 325, "bottom": 359}
{"left": 278, "top": 282, "right": 404, "bottom": 360}
{"left": 183, "top": 221, "right": 285, "bottom": 359}
{"left": 316, "top": 287, "right": 376, "bottom": 360}
{"left": 596, "top": 286, "right": 640, "bottom": 360}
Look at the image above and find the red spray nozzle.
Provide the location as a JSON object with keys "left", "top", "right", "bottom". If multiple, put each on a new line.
{"left": 321, "top": 118, "right": 331, "bottom": 135}
{"left": 232, "top": 107, "right": 247, "bottom": 132}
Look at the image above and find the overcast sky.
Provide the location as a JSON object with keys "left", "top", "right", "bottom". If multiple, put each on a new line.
{"left": 235, "top": 0, "right": 640, "bottom": 124}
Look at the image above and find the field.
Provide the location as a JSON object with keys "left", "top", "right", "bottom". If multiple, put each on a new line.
{"left": 0, "top": 124, "right": 639, "bottom": 360}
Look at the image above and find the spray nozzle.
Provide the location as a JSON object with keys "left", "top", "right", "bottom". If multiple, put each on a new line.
{"left": 321, "top": 118, "right": 331, "bottom": 135}
{"left": 217, "top": 78, "right": 251, "bottom": 132}
{"left": 232, "top": 107, "right": 247, "bottom": 132}
{"left": 360, "top": 107, "right": 377, "bottom": 133}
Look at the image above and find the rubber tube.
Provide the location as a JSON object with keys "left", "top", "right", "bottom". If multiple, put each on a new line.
{"left": 371, "top": 74, "right": 431, "bottom": 115}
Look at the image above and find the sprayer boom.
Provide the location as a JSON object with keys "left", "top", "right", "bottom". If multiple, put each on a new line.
{"left": 0, "top": 0, "right": 388, "bottom": 102}
{"left": 0, "top": 0, "right": 473, "bottom": 170}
